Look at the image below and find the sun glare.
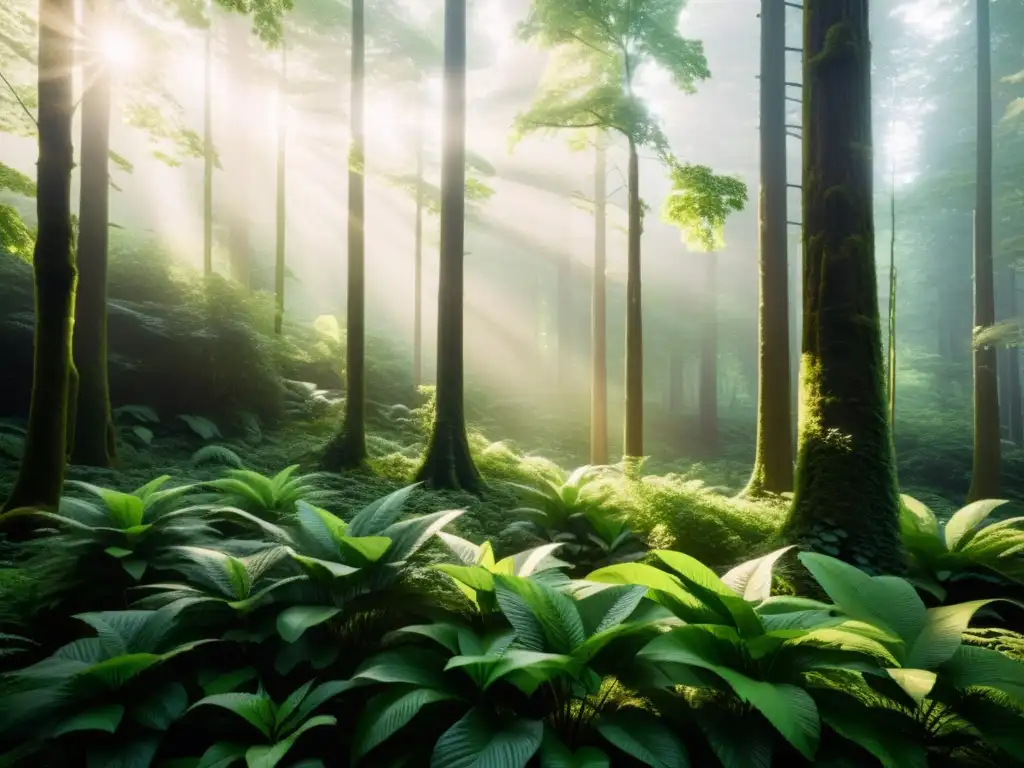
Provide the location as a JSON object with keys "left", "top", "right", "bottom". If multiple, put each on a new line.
{"left": 99, "top": 27, "right": 139, "bottom": 67}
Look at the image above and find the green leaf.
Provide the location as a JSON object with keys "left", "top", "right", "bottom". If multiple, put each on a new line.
{"left": 280, "top": 680, "right": 359, "bottom": 734}
{"left": 197, "top": 743, "right": 248, "bottom": 768}
{"left": 817, "top": 691, "right": 926, "bottom": 768}
{"left": 348, "top": 485, "right": 421, "bottom": 536}
{"left": 382, "top": 509, "right": 465, "bottom": 563}
{"left": 715, "top": 670, "right": 819, "bottom": 760}
{"left": 907, "top": 599, "right": 1011, "bottom": 669}
{"left": 131, "top": 681, "right": 189, "bottom": 730}
{"left": 721, "top": 546, "right": 795, "bottom": 602}
{"left": 494, "top": 575, "right": 586, "bottom": 654}
{"left": 352, "top": 688, "right": 456, "bottom": 761}
{"left": 384, "top": 623, "right": 464, "bottom": 654}
{"left": 276, "top": 606, "right": 342, "bottom": 643}
{"left": 52, "top": 705, "right": 125, "bottom": 737}
{"left": 884, "top": 668, "right": 937, "bottom": 703}
{"left": 945, "top": 499, "right": 1009, "bottom": 550}
{"left": 798, "top": 553, "right": 927, "bottom": 646}
{"left": 245, "top": 715, "right": 336, "bottom": 768}
{"left": 435, "top": 564, "right": 496, "bottom": 594}
{"left": 940, "top": 644, "right": 1024, "bottom": 700}
{"left": 340, "top": 536, "right": 393, "bottom": 564}
{"left": 575, "top": 584, "right": 647, "bottom": 636}
{"left": 430, "top": 709, "right": 543, "bottom": 768}
{"left": 596, "top": 709, "right": 688, "bottom": 768}
{"left": 352, "top": 650, "right": 449, "bottom": 689}
{"left": 586, "top": 563, "right": 722, "bottom": 624}
{"left": 540, "top": 728, "right": 610, "bottom": 768}
{"left": 188, "top": 693, "right": 276, "bottom": 739}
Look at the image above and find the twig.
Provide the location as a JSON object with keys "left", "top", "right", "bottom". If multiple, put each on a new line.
{"left": 0, "top": 68, "right": 37, "bottom": 128}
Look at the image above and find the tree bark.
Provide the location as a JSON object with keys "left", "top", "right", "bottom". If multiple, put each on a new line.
{"left": 623, "top": 137, "right": 644, "bottom": 459}
{"left": 323, "top": 0, "right": 367, "bottom": 470}
{"left": 1010, "top": 269, "right": 1023, "bottom": 445}
{"left": 416, "top": 0, "right": 481, "bottom": 491}
{"left": 590, "top": 134, "right": 608, "bottom": 465}
{"left": 413, "top": 92, "right": 425, "bottom": 388}
{"left": 2, "top": 0, "right": 76, "bottom": 514}
{"left": 784, "top": 0, "right": 903, "bottom": 573}
{"left": 746, "top": 0, "right": 793, "bottom": 495}
{"left": 699, "top": 253, "right": 718, "bottom": 456}
{"left": 968, "top": 0, "right": 1000, "bottom": 502}
{"left": 273, "top": 39, "right": 287, "bottom": 336}
{"left": 203, "top": 20, "right": 213, "bottom": 276}
{"left": 71, "top": 0, "right": 116, "bottom": 468}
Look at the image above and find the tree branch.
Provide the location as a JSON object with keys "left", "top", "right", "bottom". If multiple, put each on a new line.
{"left": 0, "top": 68, "right": 37, "bottom": 128}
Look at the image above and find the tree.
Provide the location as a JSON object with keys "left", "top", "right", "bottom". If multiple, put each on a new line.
{"left": 416, "top": 0, "right": 482, "bottom": 491}
{"left": 783, "top": 0, "right": 902, "bottom": 572}
{"left": 744, "top": 0, "right": 793, "bottom": 496}
{"left": 661, "top": 162, "right": 747, "bottom": 457}
{"left": 203, "top": 13, "right": 214, "bottom": 276}
{"left": 591, "top": 130, "right": 608, "bottom": 464}
{"left": 273, "top": 36, "right": 288, "bottom": 335}
{"left": 514, "top": 0, "right": 709, "bottom": 460}
{"left": 70, "top": 0, "right": 117, "bottom": 468}
{"left": 322, "top": 0, "right": 367, "bottom": 470}
{"left": 2, "top": 0, "right": 76, "bottom": 513}
{"left": 968, "top": 0, "right": 1000, "bottom": 502}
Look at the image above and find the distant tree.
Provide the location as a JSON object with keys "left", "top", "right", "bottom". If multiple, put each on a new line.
{"left": 514, "top": 0, "right": 709, "bottom": 460}
{"left": 322, "top": 0, "right": 367, "bottom": 471}
{"left": 969, "top": 0, "right": 1000, "bottom": 502}
{"left": 660, "top": 161, "right": 747, "bottom": 457}
{"left": 783, "top": 0, "right": 902, "bottom": 572}
{"left": 1, "top": 0, "right": 76, "bottom": 514}
{"left": 744, "top": 0, "right": 793, "bottom": 496}
{"left": 273, "top": 35, "right": 288, "bottom": 335}
{"left": 416, "top": 0, "right": 482, "bottom": 491}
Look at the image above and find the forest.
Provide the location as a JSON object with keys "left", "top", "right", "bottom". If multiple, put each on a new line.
{"left": 0, "top": 0, "right": 1023, "bottom": 764}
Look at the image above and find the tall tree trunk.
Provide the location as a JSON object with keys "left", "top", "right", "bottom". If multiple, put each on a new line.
{"left": 784, "top": 0, "right": 903, "bottom": 572}
{"left": 203, "top": 19, "right": 213, "bottom": 276}
{"left": 557, "top": 257, "right": 572, "bottom": 390}
{"left": 2, "top": 0, "right": 76, "bottom": 515}
{"left": 416, "top": 0, "right": 481, "bottom": 491}
{"left": 323, "top": 0, "right": 367, "bottom": 470}
{"left": 745, "top": 0, "right": 793, "bottom": 495}
{"left": 413, "top": 92, "right": 425, "bottom": 388}
{"left": 273, "top": 39, "right": 287, "bottom": 336}
{"left": 226, "top": 17, "right": 251, "bottom": 288}
{"left": 71, "top": 0, "right": 116, "bottom": 468}
{"left": 623, "top": 137, "right": 644, "bottom": 459}
{"left": 699, "top": 254, "right": 718, "bottom": 456}
{"left": 590, "top": 134, "right": 608, "bottom": 465}
{"left": 1010, "top": 269, "right": 1023, "bottom": 445}
{"left": 968, "top": 0, "right": 1000, "bottom": 502}
{"left": 668, "top": 347, "right": 684, "bottom": 416}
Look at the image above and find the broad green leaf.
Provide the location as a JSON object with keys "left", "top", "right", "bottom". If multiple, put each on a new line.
{"left": 245, "top": 715, "right": 335, "bottom": 768}
{"left": 437, "top": 531, "right": 482, "bottom": 565}
{"left": 495, "top": 575, "right": 586, "bottom": 654}
{"left": 352, "top": 650, "right": 449, "bottom": 689}
{"left": 188, "top": 693, "right": 276, "bottom": 738}
{"left": 907, "top": 599, "right": 1012, "bottom": 669}
{"left": 430, "top": 709, "right": 543, "bottom": 768}
{"left": 714, "top": 669, "right": 820, "bottom": 760}
{"left": 495, "top": 543, "right": 566, "bottom": 577}
{"left": 899, "top": 496, "right": 941, "bottom": 544}
{"left": 384, "top": 623, "right": 463, "bottom": 654}
{"left": 884, "top": 668, "right": 937, "bottom": 703}
{"left": 586, "top": 563, "right": 722, "bottom": 624}
{"left": 288, "top": 552, "right": 359, "bottom": 581}
{"left": 817, "top": 691, "right": 926, "bottom": 768}
{"left": 276, "top": 606, "right": 342, "bottom": 643}
{"left": 798, "top": 553, "right": 927, "bottom": 646}
{"left": 940, "top": 644, "right": 1024, "bottom": 700}
{"left": 653, "top": 550, "right": 734, "bottom": 597}
{"left": 382, "top": 509, "right": 465, "bottom": 563}
{"left": 596, "top": 709, "right": 688, "bottom": 768}
{"left": 339, "top": 536, "right": 393, "bottom": 564}
{"left": 197, "top": 742, "right": 248, "bottom": 768}
{"left": 721, "top": 546, "right": 794, "bottom": 602}
{"left": 275, "top": 681, "right": 315, "bottom": 733}
{"left": 694, "top": 705, "right": 774, "bottom": 768}
{"left": 540, "top": 728, "right": 610, "bottom": 768}
{"left": 435, "top": 565, "right": 496, "bottom": 594}
{"left": 483, "top": 650, "right": 578, "bottom": 693}
{"left": 575, "top": 584, "right": 647, "bottom": 636}
{"left": 348, "top": 485, "right": 421, "bottom": 536}
{"left": 51, "top": 705, "right": 125, "bottom": 737}
{"left": 131, "top": 681, "right": 189, "bottom": 730}
{"left": 352, "top": 688, "right": 456, "bottom": 761}
{"left": 85, "top": 654, "right": 163, "bottom": 689}
{"left": 281, "top": 680, "right": 360, "bottom": 733}
{"left": 945, "top": 499, "right": 1009, "bottom": 551}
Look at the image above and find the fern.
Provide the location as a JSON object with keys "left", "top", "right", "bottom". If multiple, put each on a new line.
{"left": 192, "top": 445, "right": 246, "bottom": 469}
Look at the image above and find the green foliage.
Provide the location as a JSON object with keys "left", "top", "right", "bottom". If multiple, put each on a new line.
{"left": 0, "top": 204, "right": 33, "bottom": 262}
{"left": 661, "top": 162, "right": 748, "bottom": 251}
{"left": 205, "top": 466, "right": 339, "bottom": 522}
{"left": 0, "top": 161, "right": 34, "bottom": 197}
{"left": 502, "top": 465, "right": 648, "bottom": 577}
{"left": 900, "top": 495, "right": 1024, "bottom": 603}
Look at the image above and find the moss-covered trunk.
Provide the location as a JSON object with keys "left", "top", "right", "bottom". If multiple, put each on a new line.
{"left": 784, "top": 0, "right": 902, "bottom": 572}
{"left": 323, "top": 0, "right": 367, "bottom": 470}
{"left": 746, "top": 0, "right": 793, "bottom": 495}
{"left": 2, "top": 0, "right": 76, "bottom": 514}
{"left": 413, "top": 102, "right": 425, "bottom": 388}
{"left": 699, "top": 253, "right": 718, "bottom": 456}
{"left": 623, "top": 137, "right": 643, "bottom": 459}
{"left": 969, "top": 0, "right": 1000, "bottom": 502}
{"left": 273, "top": 40, "right": 287, "bottom": 336}
{"left": 71, "top": 0, "right": 116, "bottom": 468}
{"left": 203, "top": 21, "right": 213, "bottom": 277}
{"left": 591, "top": 134, "right": 608, "bottom": 465}
{"left": 416, "top": 0, "right": 481, "bottom": 492}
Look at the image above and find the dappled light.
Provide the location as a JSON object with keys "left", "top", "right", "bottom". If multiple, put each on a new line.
{"left": 1, "top": 0, "right": 1024, "bottom": 763}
